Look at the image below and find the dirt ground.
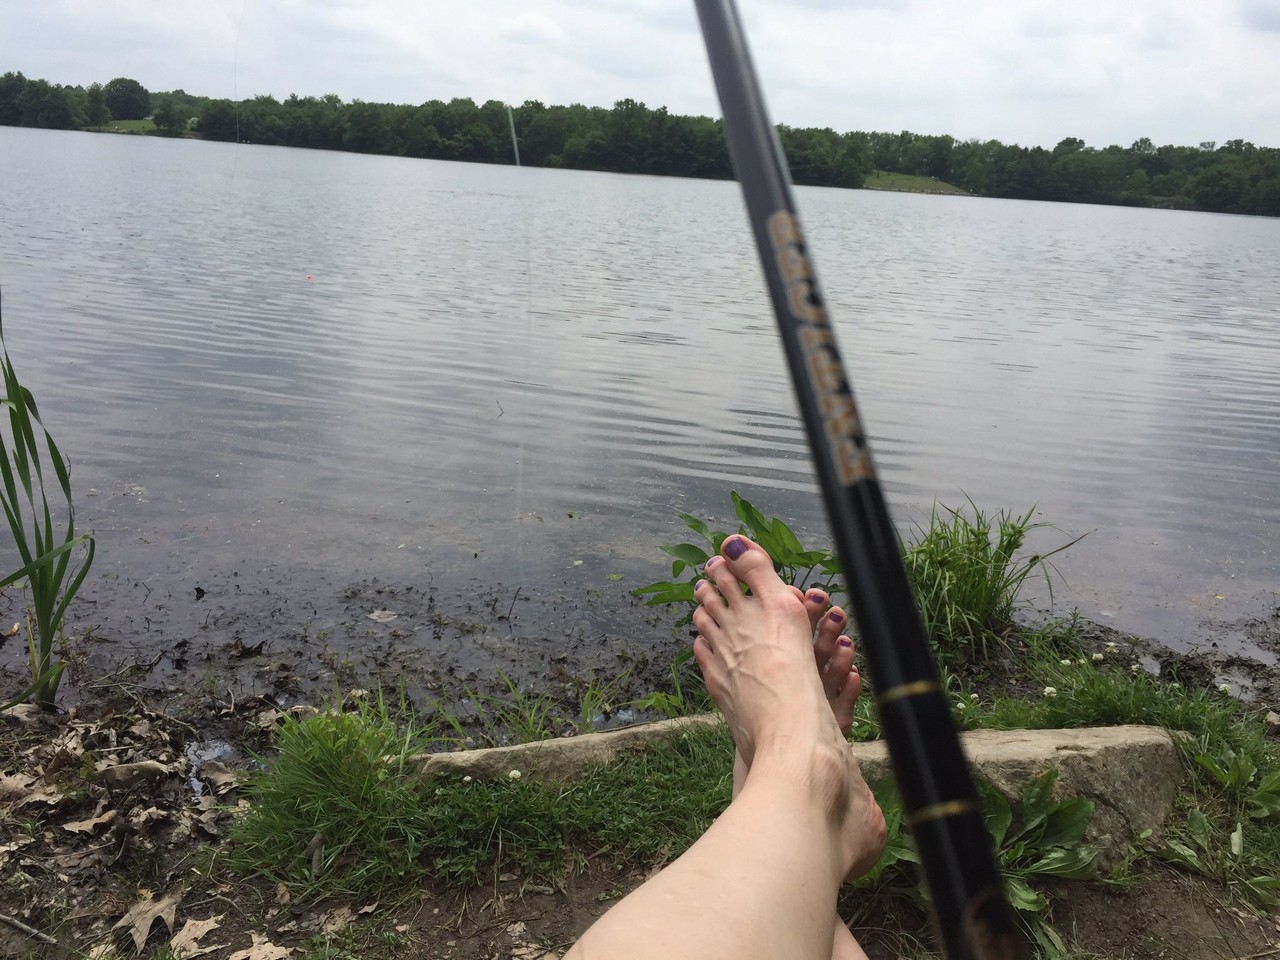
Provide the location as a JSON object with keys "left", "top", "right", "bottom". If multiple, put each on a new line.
{"left": 2, "top": 605, "right": 1279, "bottom": 960}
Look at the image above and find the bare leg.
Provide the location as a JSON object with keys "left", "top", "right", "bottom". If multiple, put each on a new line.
{"left": 731, "top": 588, "right": 870, "bottom": 960}
{"left": 567, "top": 536, "right": 885, "bottom": 960}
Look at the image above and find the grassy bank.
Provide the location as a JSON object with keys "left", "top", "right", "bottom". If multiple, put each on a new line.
{"left": 864, "top": 169, "right": 971, "bottom": 194}
{"left": 3, "top": 495, "right": 1277, "bottom": 960}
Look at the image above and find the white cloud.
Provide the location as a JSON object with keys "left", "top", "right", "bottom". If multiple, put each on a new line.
{"left": 1, "top": 0, "right": 1277, "bottom": 148}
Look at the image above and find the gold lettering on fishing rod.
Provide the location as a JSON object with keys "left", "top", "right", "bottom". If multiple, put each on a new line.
{"left": 907, "top": 799, "right": 981, "bottom": 827}
{"left": 767, "top": 210, "right": 872, "bottom": 485}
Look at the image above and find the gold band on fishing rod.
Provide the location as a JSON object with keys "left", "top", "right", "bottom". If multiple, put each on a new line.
{"left": 908, "top": 800, "right": 981, "bottom": 827}
{"left": 875, "top": 679, "right": 942, "bottom": 705}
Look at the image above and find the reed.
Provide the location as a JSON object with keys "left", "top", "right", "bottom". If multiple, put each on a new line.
{"left": 0, "top": 292, "right": 95, "bottom": 709}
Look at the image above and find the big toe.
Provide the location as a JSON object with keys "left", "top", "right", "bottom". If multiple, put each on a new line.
{"left": 720, "top": 535, "right": 792, "bottom": 601}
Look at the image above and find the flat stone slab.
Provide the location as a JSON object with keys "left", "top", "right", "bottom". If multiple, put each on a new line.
{"left": 411, "top": 719, "right": 1178, "bottom": 867}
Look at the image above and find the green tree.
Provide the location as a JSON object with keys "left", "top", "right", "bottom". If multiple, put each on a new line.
{"left": 197, "top": 99, "right": 237, "bottom": 141}
{"left": 85, "top": 82, "right": 110, "bottom": 127}
{"left": 0, "top": 71, "right": 28, "bottom": 126}
{"left": 17, "top": 79, "right": 75, "bottom": 129}
{"left": 152, "top": 96, "right": 187, "bottom": 136}
{"left": 103, "top": 77, "right": 150, "bottom": 120}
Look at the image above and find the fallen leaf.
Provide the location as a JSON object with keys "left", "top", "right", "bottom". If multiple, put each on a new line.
{"left": 321, "top": 905, "right": 355, "bottom": 934}
{"left": 229, "top": 638, "right": 266, "bottom": 658}
{"left": 367, "top": 609, "right": 397, "bottom": 623}
{"left": 99, "top": 761, "right": 170, "bottom": 789}
{"left": 226, "top": 933, "right": 292, "bottom": 960}
{"left": 357, "top": 902, "right": 377, "bottom": 915}
{"left": 274, "top": 884, "right": 291, "bottom": 906}
{"left": 129, "top": 806, "right": 170, "bottom": 829}
{"left": 170, "top": 915, "right": 226, "bottom": 958}
{"left": 64, "top": 810, "right": 118, "bottom": 835}
{"left": 113, "top": 889, "right": 182, "bottom": 952}
{"left": 0, "top": 773, "right": 36, "bottom": 801}
{"left": 199, "top": 761, "right": 238, "bottom": 794}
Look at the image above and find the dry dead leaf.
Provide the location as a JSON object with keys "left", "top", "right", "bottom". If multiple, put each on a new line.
{"left": 0, "top": 772, "right": 36, "bottom": 801}
{"left": 99, "top": 761, "right": 170, "bottom": 789}
{"left": 226, "top": 932, "right": 292, "bottom": 960}
{"left": 64, "top": 810, "right": 119, "bottom": 835}
{"left": 130, "top": 806, "right": 170, "bottom": 829}
{"left": 169, "top": 915, "right": 226, "bottom": 958}
{"left": 357, "top": 902, "right": 377, "bottom": 916}
{"left": 86, "top": 941, "right": 119, "bottom": 960}
{"left": 274, "top": 884, "right": 291, "bottom": 906}
{"left": 199, "top": 761, "right": 238, "bottom": 794}
{"left": 112, "top": 889, "right": 182, "bottom": 952}
{"left": 320, "top": 905, "right": 355, "bottom": 934}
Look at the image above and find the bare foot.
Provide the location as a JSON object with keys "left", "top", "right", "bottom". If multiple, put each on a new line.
{"left": 693, "top": 535, "right": 886, "bottom": 882}
{"left": 734, "top": 591, "right": 870, "bottom": 960}
{"left": 733, "top": 588, "right": 860, "bottom": 795}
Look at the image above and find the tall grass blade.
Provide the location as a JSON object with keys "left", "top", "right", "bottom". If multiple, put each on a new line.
{"left": 0, "top": 290, "right": 95, "bottom": 709}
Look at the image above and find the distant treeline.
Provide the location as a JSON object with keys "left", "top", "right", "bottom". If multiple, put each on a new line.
{"left": 3, "top": 69, "right": 1278, "bottom": 217}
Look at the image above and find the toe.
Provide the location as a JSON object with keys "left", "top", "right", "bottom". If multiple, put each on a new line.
{"left": 813, "top": 606, "right": 847, "bottom": 670}
{"left": 719, "top": 535, "right": 791, "bottom": 602}
{"left": 702, "top": 551, "right": 747, "bottom": 606}
{"left": 802, "top": 588, "right": 830, "bottom": 633}
{"left": 828, "top": 642, "right": 861, "bottom": 737}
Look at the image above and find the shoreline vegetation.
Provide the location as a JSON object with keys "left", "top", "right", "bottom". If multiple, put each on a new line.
{"left": 3, "top": 70, "right": 1279, "bottom": 216}
{"left": 3, "top": 430, "right": 1279, "bottom": 956}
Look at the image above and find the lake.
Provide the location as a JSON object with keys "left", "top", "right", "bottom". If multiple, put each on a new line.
{"left": 1, "top": 125, "right": 1278, "bottom": 701}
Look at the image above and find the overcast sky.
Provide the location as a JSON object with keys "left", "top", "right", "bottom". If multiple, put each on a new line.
{"left": 3, "top": 0, "right": 1279, "bottom": 150}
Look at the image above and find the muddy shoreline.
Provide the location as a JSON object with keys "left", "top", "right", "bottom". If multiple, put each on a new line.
{"left": 4, "top": 565, "right": 1277, "bottom": 736}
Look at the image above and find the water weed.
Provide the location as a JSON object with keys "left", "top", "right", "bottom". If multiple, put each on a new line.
{"left": 901, "top": 500, "right": 1083, "bottom": 664}
{"left": 635, "top": 492, "right": 1079, "bottom": 668}
{"left": 0, "top": 292, "right": 96, "bottom": 709}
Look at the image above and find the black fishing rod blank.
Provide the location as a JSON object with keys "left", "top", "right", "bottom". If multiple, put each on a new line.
{"left": 692, "top": 2, "right": 1024, "bottom": 958}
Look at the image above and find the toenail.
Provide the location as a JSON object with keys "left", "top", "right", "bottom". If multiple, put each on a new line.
{"left": 827, "top": 610, "right": 845, "bottom": 624}
{"left": 838, "top": 636, "right": 853, "bottom": 648}
{"left": 704, "top": 556, "right": 722, "bottom": 571}
{"left": 724, "top": 537, "right": 747, "bottom": 560}
{"left": 807, "top": 590, "right": 825, "bottom": 603}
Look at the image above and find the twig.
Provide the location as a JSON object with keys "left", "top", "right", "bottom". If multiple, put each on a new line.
{"left": 505, "top": 587, "right": 522, "bottom": 622}
{"left": 496, "top": 401, "right": 505, "bottom": 419}
{"left": 1237, "top": 949, "right": 1280, "bottom": 960}
{"left": 0, "top": 912, "right": 58, "bottom": 945}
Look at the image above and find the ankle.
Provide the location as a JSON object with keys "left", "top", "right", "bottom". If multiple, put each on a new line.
{"left": 750, "top": 736, "right": 851, "bottom": 811}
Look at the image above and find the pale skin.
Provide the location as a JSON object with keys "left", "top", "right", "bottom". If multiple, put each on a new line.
{"left": 566, "top": 534, "right": 886, "bottom": 960}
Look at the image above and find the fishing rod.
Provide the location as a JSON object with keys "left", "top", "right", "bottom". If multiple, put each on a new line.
{"left": 692, "top": 3, "right": 1023, "bottom": 958}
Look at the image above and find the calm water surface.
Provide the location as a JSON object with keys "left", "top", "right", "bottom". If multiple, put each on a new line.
{"left": 1, "top": 126, "right": 1278, "bottom": 690}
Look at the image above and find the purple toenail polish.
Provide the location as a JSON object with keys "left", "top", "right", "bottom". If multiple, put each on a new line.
{"left": 724, "top": 537, "right": 747, "bottom": 560}
{"left": 704, "top": 556, "right": 722, "bottom": 571}
{"left": 827, "top": 610, "right": 845, "bottom": 624}
{"left": 807, "top": 590, "right": 825, "bottom": 603}
{"left": 838, "top": 636, "right": 853, "bottom": 648}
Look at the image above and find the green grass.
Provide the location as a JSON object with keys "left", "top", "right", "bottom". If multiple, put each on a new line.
{"left": 91, "top": 118, "right": 156, "bottom": 133}
{"left": 226, "top": 692, "right": 735, "bottom": 900}
{"left": 864, "top": 170, "right": 970, "bottom": 194}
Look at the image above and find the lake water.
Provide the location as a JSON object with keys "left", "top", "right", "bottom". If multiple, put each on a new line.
{"left": 1, "top": 126, "right": 1278, "bottom": 698}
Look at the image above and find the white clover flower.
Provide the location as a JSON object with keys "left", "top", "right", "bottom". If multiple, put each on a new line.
{"left": 462, "top": 775, "right": 472, "bottom": 783}
{"left": 1059, "top": 659, "right": 1072, "bottom": 667}
{"left": 1131, "top": 663, "right": 1142, "bottom": 672}
{"left": 1092, "top": 653, "right": 1104, "bottom": 662}
{"left": 1105, "top": 642, "right": 1118, "bottom": 652}
{"left": 508, "top": 769, "right": 522, "bottom": 781}
{"left": 956, "top": 701, "right": 967, "bottom": 711}
{"left": 1218, "top": 683, "right": 1231, "bottom": 694}
{"left": 1043, "top": 686, "right": 1058, "bottom": 699}
{"left": 1078, "top": 659, "right": 1088, "bottom": 667}
{"left": 970, "top": 693, "right": 979, "bottom": 702}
